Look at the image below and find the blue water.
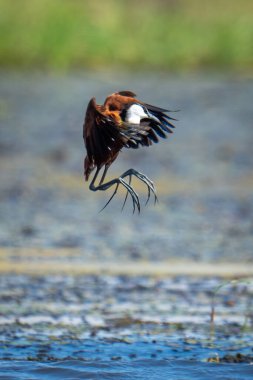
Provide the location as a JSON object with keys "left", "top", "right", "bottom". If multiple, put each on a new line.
{"left": 1, "top": 338, "right": 253, "bottom": 380}
{"left": 0, "top": 359, "right": 253, "bottom": 380}
{"left": 0, "top": 274, "right": 253, "bottom": 379}
{"left": 1, "top": 337, "right": 252, "bottom": 361}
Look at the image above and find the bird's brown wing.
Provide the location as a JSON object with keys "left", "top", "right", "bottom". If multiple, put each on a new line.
{"left": 83, "top": 98, "right": 124, "bottom": 180}
{"left": 119, "top": 102, "right": 176, "bottom": 149}
{"left": 83, "top": 95, "right": 176, "bottom": 179}
{"left": 118, "top": 121, "right": 152, "bottom": 148}
{"left": 112, "top": 93, "right": 176, "bottom": 148}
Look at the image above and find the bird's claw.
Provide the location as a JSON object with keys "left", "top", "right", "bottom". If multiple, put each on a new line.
{"left": 121, "top": 169, "right": 158, "bottom": 206}
{"left": 120, "top": 178, "right": 140, "bottom": 214}
{"left": 100, "top": 178, "right": 140, "bottom": 214}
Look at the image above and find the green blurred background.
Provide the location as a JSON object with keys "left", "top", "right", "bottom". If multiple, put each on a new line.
{"left": 0, "top": 0, "right": 252, "bottom": 73}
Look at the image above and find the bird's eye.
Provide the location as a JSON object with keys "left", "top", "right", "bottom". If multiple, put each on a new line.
{"left": 109, "top": 104, "right": 117, "bottom": 111}
{"left": 120, "top": 109, "right": 127, "bottom": 121}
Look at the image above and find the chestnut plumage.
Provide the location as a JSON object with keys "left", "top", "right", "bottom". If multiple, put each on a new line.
{"left": 83, "top": 91, "right": 176, "bottom": 212}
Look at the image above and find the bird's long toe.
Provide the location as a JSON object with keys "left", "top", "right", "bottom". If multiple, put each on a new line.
{"left": 99, "top": 183, "right": 120, "bottom": 212}
{"left": 118, "top": 178, "right": 140, "bottom": 214}
{"left": 121, "top": 175, "right": 132, "bottom": 211}
{"left": 121, "top": 169, "right": 158, "bottom": 206}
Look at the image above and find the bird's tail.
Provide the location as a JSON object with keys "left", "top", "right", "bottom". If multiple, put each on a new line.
{"left": 84, "top": 157, "right": 94, "bottom": 181}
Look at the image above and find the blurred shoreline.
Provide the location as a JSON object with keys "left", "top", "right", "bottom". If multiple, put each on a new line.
{"left": 0, "top": 248, "right": 253, "bottom": 277}
{"left": 1, "top": 72, "right": 253, "bottom": 264}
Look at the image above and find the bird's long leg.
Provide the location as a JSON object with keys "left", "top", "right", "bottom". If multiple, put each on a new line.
{"left": 98, "top": 164, "right": 110, "bottom": 186}
{"left": 92, "top": 165, "right": 119, "bottom": 212}
{"left": 89, "top": 167, "right": 140, "bottom": 213}
{"left": 120, "top": 169, "right": 158, "bottom": 205}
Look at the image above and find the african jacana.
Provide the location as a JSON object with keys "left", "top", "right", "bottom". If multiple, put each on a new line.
{"left": 83, "top": 91, "right": 176, "bottom": 213}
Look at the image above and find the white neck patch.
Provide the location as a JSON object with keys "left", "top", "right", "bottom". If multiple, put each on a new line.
{"left": 125, "top": 104, "right": 148, "bottom": 124}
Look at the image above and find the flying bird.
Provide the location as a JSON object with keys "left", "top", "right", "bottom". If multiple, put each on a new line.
{"left": 83, "top": 91, "right": 176, "bottom": 213}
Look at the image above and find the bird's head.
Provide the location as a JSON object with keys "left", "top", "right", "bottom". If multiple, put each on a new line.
{"left": 125, "top": 104, "right": 149, "bottom": 124}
